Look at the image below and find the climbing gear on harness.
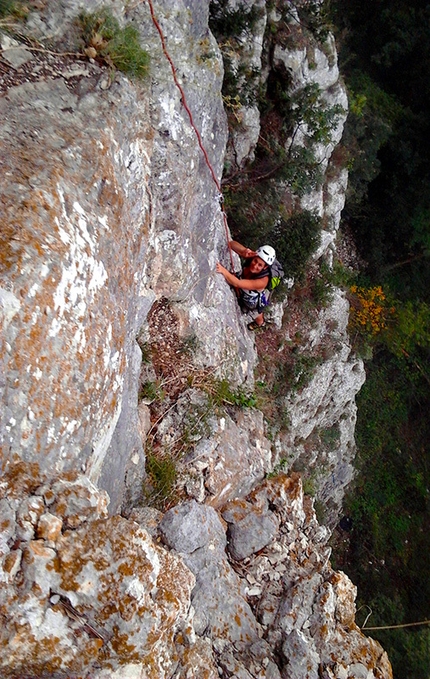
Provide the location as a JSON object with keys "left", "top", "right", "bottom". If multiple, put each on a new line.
{"left": 256, "top": 245, "right": 276, "bottom": 266}
{"left": 247, "top": 320, "right": 266, "bottom": 331}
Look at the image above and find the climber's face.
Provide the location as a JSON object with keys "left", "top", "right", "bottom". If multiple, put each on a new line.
{"left": 249, "top": 256, "right": 266, "bottom": 274}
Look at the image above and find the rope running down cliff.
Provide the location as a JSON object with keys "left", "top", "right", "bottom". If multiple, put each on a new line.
{"left": 146, "top": 0, "right": 235, "bottom": 273}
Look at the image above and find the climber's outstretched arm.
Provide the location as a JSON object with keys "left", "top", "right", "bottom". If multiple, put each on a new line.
{"left": 228, "top": 240, "right": 257, "bottom": 260}
{"left": 215, "top": 263, "right": 268, "bottom": 291}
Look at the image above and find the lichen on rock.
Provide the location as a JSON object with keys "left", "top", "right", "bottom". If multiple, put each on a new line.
{"left": 0, "top": 0, "right": 393, "bottom": 677}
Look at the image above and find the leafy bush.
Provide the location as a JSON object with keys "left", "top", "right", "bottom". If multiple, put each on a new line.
{"left": 339, "top": 354, "right": 430, "bottom": 677}
{"left": 139, "top": 380, "right": 164, "bottom": 403}
{"left": 268, "top": 210, "right": 322, "bottom": 280}
{"left": 209, "top": 0, "right": 263, "bottom": 39}
{"left": 341, "top": 71, "right": 402, "bottom": 208}
{"left": 204, "top": 377, "right": 257, "bottom": 408}
{"left": 287, "top": 82, "right": 346, "bottom": 146}
{"left": 276, "top": 351, "right": 322, "bottom": 393}
{"left": 79, "top": 9, "right": 149, "bottom": 80}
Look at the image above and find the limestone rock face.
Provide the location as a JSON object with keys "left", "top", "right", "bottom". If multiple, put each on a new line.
{"left": 0, "top": 465, "right": 195, "bottom": 679}
{"left": 0, "top": 0, "right": 256, "bottom": 512}
{"left": 0, "top": 0, "right": 392, "bottom": 677}
{"left": 0, "top": 44, "right": 153, "bottom": 504}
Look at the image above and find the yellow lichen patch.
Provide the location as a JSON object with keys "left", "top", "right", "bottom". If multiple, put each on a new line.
{"left": 154, "top": 546, "right": 194, "bottom": 632}
{"left": 109, "top": 629, "right": 140, "bottom": 663}
{"left": 3, "top": 550, "right": 21, "bottom": 575}
{"left": 0, "top": 460, "right": 43, "bottom": 500}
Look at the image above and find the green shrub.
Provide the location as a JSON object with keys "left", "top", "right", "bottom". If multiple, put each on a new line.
{"left": 277, "top": 351, "right": 322, "bottom": 393}
{"left": 293, "top": 0, "right": 332, "bottom": 43}
{"left": 0, "top": 0, "right": 26, "bottom": 17}
{"left": 268, "top": 210, "right": 322, "bottom": 280}
{"left": 287, "top": 82, "right": 346, "bottom": 146}
{"left": 79, "top": 9, "right": 149, "bottom": 80}
{"left": 209, "top": 0, "right": 263, "bottom": 39}
{"left": 320, "top": 424, "right": 341, "bottom": 448}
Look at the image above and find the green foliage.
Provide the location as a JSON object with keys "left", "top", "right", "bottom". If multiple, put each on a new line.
{"left": 319, "top": 424, "right": 341, "bottom": 448}
{"left": 302, "top": 475, "right": 316, "bottom": 496}
{"left": 145, "top": 451, "right": 177, "bottom": 508}
{"left": 206, "top": 378, "right": 257, "bottom": 408}
{"left": 79, "top": 9, "right": 149, "bottom": 80}
{"left": 283, "top": 145, "right": 325, "bottom": 196}
{"left": 267, "top": 457, "right": 289, "bottom": 478}
{"left": 328, "top": 5, "right": 430, "bottom": 675}
{"left": 288, "top": 82, "right": 346, "bottom": 146}
{"left": 342, "top": 71, "right": 403, "bottom": 207}
{"left": 137, "top": 340, "right": 152, "bottom": 364}
{"left": 271, "top": 0, "right": 332, "bottom": 43}
{"left": 279, "top": 351, "right": 322, "bottom": 393}
{"left": 220, "top": 54, "right": 261, "bottom": 108}
{"left": 0, "top": 0, "right": 16, "bottom": 17}
{"left": 209, "top": 0, "right": 263, "bottom": 39}
{"left": 309, "top": 266, "right": 334, "bottom": 308}
{"left": 0, "top": 0, "right": 28, "bottom": 20}
{"left": 323, "top": 258, "right": 357, "bottom": 288}
{"left": 268, "top": 210, "right": 322, "bottom": 280}
{"left": 383, "top": 300, "right": 430, "bottom": 358}
{"left": 209, "top": 1, "right": 263, "bottom": 112}
{"left": 340, "top": 354, "right": 430, "bottom": 678}
{"left": 295, "top": 0, "right": 333, "bottom": 43}
{"left": 139, "top": 380, "right": 164, "bottom": 403}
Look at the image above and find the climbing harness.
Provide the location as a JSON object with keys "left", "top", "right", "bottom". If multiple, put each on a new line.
{"left": 147, "top": 0, "right": 235, "bottom": 273}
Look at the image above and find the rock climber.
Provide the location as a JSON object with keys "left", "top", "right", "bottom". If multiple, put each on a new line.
{"left": 216, "top": 240, "right": 276, "bottom": 330}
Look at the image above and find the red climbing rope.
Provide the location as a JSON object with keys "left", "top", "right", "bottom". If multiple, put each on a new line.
{"left": 146, "top": 0, "right": 235, "bottom": 272}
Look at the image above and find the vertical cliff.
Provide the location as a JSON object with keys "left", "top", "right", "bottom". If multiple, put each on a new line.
{"left": 0, "top": 0, "right": 391, "bottom": 677}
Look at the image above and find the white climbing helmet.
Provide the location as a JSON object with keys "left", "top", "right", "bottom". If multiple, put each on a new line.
{"left": 256, "top": 245, "right": 276, "bottom": 266}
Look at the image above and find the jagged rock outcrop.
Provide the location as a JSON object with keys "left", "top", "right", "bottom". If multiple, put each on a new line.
{"left": 0, "top": 0, "right": 390, "bottom": 677}
{"left": 0, "top": 465, "right": 391, "bottom": 679}
{"left": 0, "top": 465, "right": 196, "bottom": 678}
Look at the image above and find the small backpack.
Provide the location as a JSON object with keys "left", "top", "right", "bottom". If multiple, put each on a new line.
{"left": 267, "top": 259, "right": 285, "bottom": 291}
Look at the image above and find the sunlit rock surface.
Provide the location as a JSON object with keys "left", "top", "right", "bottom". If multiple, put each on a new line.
{"left": 0, "top": 0, "right": 390, "bottom": 677}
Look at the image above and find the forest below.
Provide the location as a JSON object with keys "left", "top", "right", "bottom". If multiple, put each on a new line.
{"left": 330, "top": 1, "right": 430, "bottom": 677}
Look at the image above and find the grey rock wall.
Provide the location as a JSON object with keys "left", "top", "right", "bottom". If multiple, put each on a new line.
{"left": 0, "top": 0, "right": 390, "bottom": 677}
{"left": 0, "top": 465, "right": 391, "bottom": 678}
{"left": 0, "top": 0, "right": 256, "bottom": 512}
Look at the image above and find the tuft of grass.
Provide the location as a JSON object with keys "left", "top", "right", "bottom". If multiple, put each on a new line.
{"left": 204, "top": 377, "right": 257, "bottom": 408}
{"left": 139, "top": 380, "right": 164, "bottom": 403}
{"left": 0, "top": 0, "right": 16, "bottom": 17}
{"left": 79, "top": 9, "right": 149, "bottom": 80}
{"left": 0, "top": 0, "right": 28, "bottom": 20}
{"left": 145, "top": 451, "right": 177, "bottom": 509}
